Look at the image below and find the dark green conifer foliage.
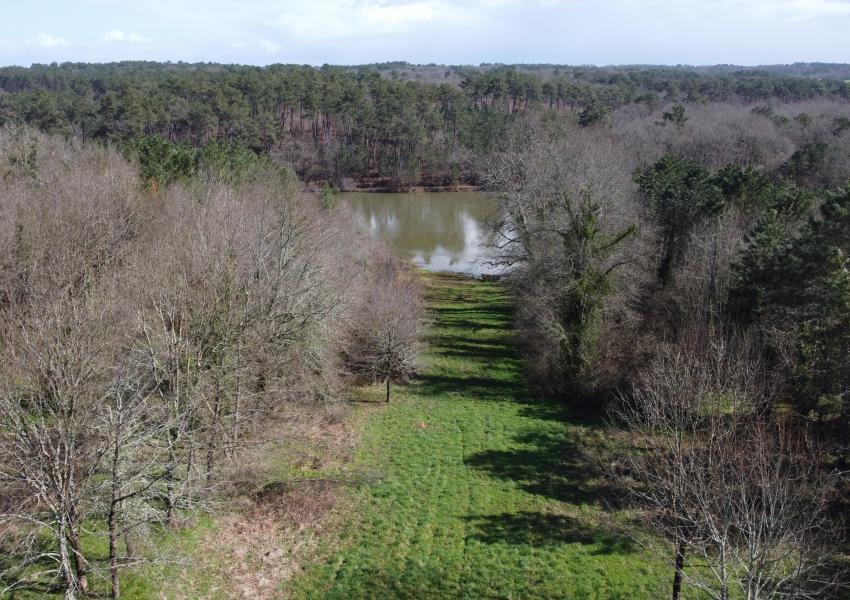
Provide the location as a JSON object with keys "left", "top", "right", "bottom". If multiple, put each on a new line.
{"left": 636, "top": 155, "right": 725, "bottom": 286}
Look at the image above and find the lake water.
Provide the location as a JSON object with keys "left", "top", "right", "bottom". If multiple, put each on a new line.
{"left": 340, "top": 191, "right": 504, "bottom": 276}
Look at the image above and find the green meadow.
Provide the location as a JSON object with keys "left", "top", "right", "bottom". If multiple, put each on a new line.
{"left": 290, "top": 273, "right": 662, "bottom": 599}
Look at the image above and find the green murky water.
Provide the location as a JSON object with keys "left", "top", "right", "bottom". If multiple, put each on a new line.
{"left": 340, "top": 191, "right": 503, "bottom": 275}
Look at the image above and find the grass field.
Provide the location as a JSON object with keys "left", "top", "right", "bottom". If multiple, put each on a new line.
{"left": 289, "top": 273, "right": 663, "bottom": 599}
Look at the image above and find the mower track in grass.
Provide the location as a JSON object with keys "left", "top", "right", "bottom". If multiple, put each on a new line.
{"left": 290, "top": 272, "right": 662, "bottom": 599}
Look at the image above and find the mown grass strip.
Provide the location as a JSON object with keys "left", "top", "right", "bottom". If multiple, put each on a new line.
{"left": 290, "top": 273, "right": 663, "bottom": 599}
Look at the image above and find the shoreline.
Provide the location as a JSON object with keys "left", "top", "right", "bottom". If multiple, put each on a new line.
{"left": 350, "top": 184, "right": 483, "bottom": 193}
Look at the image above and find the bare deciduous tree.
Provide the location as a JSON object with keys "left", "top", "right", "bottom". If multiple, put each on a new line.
{"left": 98, "top": 353, "right": 171, "bottom": 599}
{"left": 343, "top": 252, "right": 425, "bottom": 402}
{"left": 611, "top": 330, "right": 839, "bottom": 600}
{"left": 0, "top": 128, "right": 374, "bottom": 596}
{"left": 0, "top": 128, "right": 142, "bottom": 599}
{"left": 0, "top": 299, "right": 116, "bottom": 599}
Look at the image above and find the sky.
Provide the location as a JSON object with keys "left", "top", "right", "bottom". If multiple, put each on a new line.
{"left": 0, "top": 0, "right": 849, "bottom": 67}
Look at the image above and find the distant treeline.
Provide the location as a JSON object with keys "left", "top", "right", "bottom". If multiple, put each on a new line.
{"left": 1, "top": 61, "right": 849, "bottom": 187}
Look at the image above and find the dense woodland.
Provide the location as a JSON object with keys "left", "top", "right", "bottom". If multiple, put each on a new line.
{"left": 1, "top": 61, "right": 849, "bottom": 187}
{"left": 1, "top": 61, "right": 850, "bottom": 599}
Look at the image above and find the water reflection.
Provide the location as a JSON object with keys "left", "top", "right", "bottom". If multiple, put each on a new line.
{"left": 340, "top": 191, "right": 503, "bottom": 275}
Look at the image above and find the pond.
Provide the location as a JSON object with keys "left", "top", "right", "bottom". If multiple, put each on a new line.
{"left": 339, "top": 191, "right": 505, "bottom": 276}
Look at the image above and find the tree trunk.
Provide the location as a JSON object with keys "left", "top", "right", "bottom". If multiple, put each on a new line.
{"left": 185, "top": 443, "right": 195, "bottom": 509}
{"left": 68, "top": 516, "right": 89, "bottom": 594}
{"left": 109, "top": 434, "right": 122, "bottom": 599}
{"left": 122, "top": 509, "right": 135, "bottom": 562}
{"left": 232, "top": 335, "right": 244, "bottom": 451}
{"left": 386, "top": 378, "right": 391, "bottom": 403}
{"left": 58, "top": 516, "right": 77, "bottom": 600}
{"left": 108, "top": 502, "right": 120, "bottom": 599}
{"left": 165, "top": 432, "right": 178, "bottom": 529}
{"left": 672, "top": 539, "right": 686, "bottom": 600}
{"left": 206, "top": 382, "right": 222, "bottom": 487}
{"left": 838, "top": 409, "right": 850, "bottom": 471}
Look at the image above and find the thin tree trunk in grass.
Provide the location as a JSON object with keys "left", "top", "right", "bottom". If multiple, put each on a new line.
{"left": 184, "top": 358, "right": 195, "bottom": 509}
{"left": 122, "top": 507, "right": 135, "bottom": 561}
{"left": 69, "top": 515, "right": 89, "bottom": 594}
{"left": 205, "top": 438, "right": 215, "bottom": 487}
{"left": 672, "top": 538, "right": 686, "bottom": 600}
{"left": 108, "top": 501, "right": 120, "bottom": 599}
{"left": 206, "top": 381, "right": 222, "bottom": 487}
{"left": 109, "top": 434, "right": 121, "bottom": 599}
{"left": 59, "top": 516, "right": 77, "bottom": 600}
{"left": 165, "top": 346, "right": 182, "bottom": 529}
{"left": 386, "top": 377, "right": 390, "bottom": 403}
{"left": 185, "top": 443, "right": 195, "bottom": 508}
{"left": 165, "top": 432, "right": 178, "bottom": 529}
{"left": 232, "top": 334, "right": 244, "bottom": 452}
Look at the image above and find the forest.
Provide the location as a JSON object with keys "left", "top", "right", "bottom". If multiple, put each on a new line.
{"left": 1, "top": 61, "right": 849, "bottom": 599}
{"left": 1, "top": 61, "right": 849, "bottom": 188}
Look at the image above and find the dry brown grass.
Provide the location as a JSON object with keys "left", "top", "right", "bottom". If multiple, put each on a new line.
{"left": 193, "top": 402, "right": 358, "bottom": 599}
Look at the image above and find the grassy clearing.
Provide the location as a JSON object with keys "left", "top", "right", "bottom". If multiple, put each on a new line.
{"left": 4, "top": 273, "right": 665, "bottom": 599}
{"left": 289, "top": 273, "right": 663, "bottom": 599}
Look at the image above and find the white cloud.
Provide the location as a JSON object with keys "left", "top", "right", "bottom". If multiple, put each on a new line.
{"left": 104, "top": 30, "right": 146, "bottom": 43}
{"left": 743, "top": 0, "right": 850, "bottom": 20}
{"left": 274, "top": 0, "right": 465, "bottom": 40}
{"left": 35, "top": 33, "right": 68, "bottom": 48}
{"left": 769, "top": 0, "right": 850, "bottom": 21}
{"left": 786, "top": 0, "right": 850, "bottom": 15}
{"left": 258, "top": 40, "right": 281, "bottom": 53}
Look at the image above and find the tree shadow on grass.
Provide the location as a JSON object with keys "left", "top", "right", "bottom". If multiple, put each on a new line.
{"left": 463, "top": 511, "right": 634, "bottom": 555}
{"left": 465, "top": 429, "right": 605, "bottom": 506}
{"left": 427, "top": 318, "right": 512, "bottom": 336}
{"left": 424, "top": 278, "right": 631, "bottom": 554}
{"left": 428, "top": 335, "right": 519, "bottom": 361}
{"left": 0, "top": 553, "right": 68, "bottom": 599}
{"left": 428, "top": 302, "right": 514, "bottom": 328}
{"left": 5, "top": 582, "right": 67, "bottom": 599}
{"left": 428, "top": 303, "right": 513, "bottom": 317}
{"left": 411, "top": 373, "right": 526, "bottom": 403}
{"left": 348, "top": 397, "right": 389, "bottom": 405}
